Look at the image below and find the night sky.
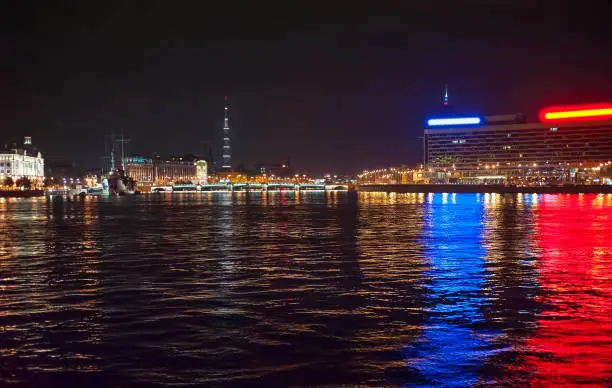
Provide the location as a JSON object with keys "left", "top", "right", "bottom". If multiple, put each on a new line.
{"left": 2, "top": 1, "right": 611, "bottom": 174}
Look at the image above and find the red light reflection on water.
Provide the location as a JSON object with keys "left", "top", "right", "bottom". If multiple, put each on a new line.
{"left": 517, "top": 194, "right": 612, "bottom": 386}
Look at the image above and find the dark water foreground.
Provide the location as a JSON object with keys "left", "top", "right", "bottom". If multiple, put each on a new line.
{"left": 1, "top": 192, "right": 611, "bottom": 387}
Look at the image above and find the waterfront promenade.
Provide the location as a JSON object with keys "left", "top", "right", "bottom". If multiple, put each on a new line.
{"left": 357, "top": 183, "right": 612, "bottom": 194}
{"left": 0, "top": 189, "right": 45, "bottom": 198}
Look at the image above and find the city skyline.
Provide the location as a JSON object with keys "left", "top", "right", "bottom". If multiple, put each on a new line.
{"left": 2, "top": 3, "right": 612, "bottom": 385}
{"left": 2, "top": 2, "right": 611, "bottom": 174}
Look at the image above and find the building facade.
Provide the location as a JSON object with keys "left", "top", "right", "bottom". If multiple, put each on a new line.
{"left": 125, "top": 156, "right": 198, "bottom": 186}
{"left": 125, "top": 157, "right": 154, "bottom": 184}
{"left": 425, "top": 107, "right": 612, "bottom": 183}
{"left": 0, "top": 137, "right": 45, "bottom": 182}
{"left": 195, "top": 160, "right": 208, "bottom": 184}
{"left": 154, "top": 159, "right": 197, "bottom": 185}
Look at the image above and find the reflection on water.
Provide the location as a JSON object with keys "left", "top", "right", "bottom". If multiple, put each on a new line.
{"left": 0, "top": 192, "right": 611, "bottom": 387}
{"left": 512, "top": 194, "right": 612, "bottom": 386}
{"left": 403, "top": 193, "right": 501, "bottom": 387}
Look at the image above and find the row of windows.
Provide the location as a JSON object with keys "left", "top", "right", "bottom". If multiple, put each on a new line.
{"left": 429, "top": 136, "right": 612, "bottom": 144}
{"left": 428, "top": 141, "right": 612, "bottom": 149}
{"left": 427, "top": 125, "right": 612, "bottom": 170}
{"left": 429, "top": 147, "right": 612, "bottom": 155}
{"left": 429, "top": 152, "right": 612, "bottom": 160}
{"left": 0, "top": 155, "right": 43, "bottom": 161}
{"left": 426, "top": 125, "right": 612, "bottom": 136}
{"left": 429, "top": 135, "right": 612, "bottom": 147}
{"left": 436, "top": 129, "right": 612, "bottom": 137}
{"left": 440, "top": 138, "right": 611, "bottom": 146}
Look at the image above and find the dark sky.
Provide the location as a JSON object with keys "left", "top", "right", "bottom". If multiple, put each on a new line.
{"left": 2, "top": 1, "right": 611, "bottom": 174}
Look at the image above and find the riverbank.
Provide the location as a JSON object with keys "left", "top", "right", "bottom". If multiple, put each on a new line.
{"left": 0, "top": 190, "right": 45, "bottom": 198}
{"left": 357, "top": 184, "right": 612, "bottom": 194}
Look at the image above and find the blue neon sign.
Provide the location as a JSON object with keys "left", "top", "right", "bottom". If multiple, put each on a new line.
{"left": 426, "top": 117, "right": 482, "bottom": 127}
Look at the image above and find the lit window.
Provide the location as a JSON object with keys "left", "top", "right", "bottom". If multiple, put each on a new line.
{"left": 550, "top": 127, "right": 558, "bottom": 132}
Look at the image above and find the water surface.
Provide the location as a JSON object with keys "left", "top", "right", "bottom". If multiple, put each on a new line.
{"left": 1, "top": 192, "right": 611, "bottom": 386}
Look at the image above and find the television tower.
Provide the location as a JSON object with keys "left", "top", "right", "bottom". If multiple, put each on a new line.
{"left": 221, "top": 96, "right": 232, "bottom": 170}
{"left": 443, "top": 84, "right": 449, "bottom": 106}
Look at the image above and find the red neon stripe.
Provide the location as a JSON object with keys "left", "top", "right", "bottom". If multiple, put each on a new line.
{"left": 538, "top": 102, "right": 612, "bottom": 123}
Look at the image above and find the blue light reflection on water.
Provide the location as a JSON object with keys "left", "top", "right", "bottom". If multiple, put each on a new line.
{"left": 403, "top": 193, "right": 501, "bottom": 387}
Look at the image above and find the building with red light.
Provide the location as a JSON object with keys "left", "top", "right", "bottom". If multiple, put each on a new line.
{"left": 424, "top": 103, "right": 612, "bottom": 183}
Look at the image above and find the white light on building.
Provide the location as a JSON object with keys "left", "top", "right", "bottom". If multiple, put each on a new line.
{"left": 0, "top": 137, "right": 44, "bottom": 180}
{"left": 195, "top": 160, "right": 208, "bottom": 184}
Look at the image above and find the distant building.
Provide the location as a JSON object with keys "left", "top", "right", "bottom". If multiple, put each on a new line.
{"left": 424, "top": 102, "right": 612, "bottom": 183}
{"left": 125, "top": 156, "right": 154, "bottom": 184}
{"left": 125, "top": 155, "right": 198, "bottom": 185}
{"left": 0, "top": 136, "right": 45, "bottom": 181}
{"left": 195, "top": 160, "right": 208, "bottom": 184}
{"left": 154, "top": 156, "right": 197, "bottom": 184}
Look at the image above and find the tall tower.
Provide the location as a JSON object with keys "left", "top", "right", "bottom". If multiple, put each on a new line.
{"left": 221, "top": 96, "right": 232, "bottom": 170}
{"left": 443, "top": 84, "right": 449, "bottom": 106}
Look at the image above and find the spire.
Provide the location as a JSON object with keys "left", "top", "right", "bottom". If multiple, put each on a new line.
{"left": 443, "top": 84, "right": 449, "bottom": 106}
{"left": 221, "top": 96, "right": 232, "bottom": 170}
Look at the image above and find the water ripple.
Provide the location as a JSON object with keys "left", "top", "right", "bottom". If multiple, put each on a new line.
{"left": 0, "top": 192, "right": 611, "bottom": 386}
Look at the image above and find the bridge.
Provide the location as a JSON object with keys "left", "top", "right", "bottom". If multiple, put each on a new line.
{"left": 151, "top": 183, "right": 349, "bottom": 192}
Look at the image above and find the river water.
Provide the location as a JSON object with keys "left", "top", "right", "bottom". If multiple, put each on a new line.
{"left": 1, "top": 192, "right": 611, "bottom": 387}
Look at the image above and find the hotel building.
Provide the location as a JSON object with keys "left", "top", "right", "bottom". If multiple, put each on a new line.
{"left": 125, "top": 157, "right": 154, "bottom": 184}
{"left": 424, "top": 104, "right": 612, "bottom": 183}
{"left": 125, "top": 155, "right": 201, "bottom": 186}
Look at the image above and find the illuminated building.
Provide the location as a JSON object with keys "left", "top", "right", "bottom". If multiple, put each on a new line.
{"left": 221, "top": 96, "right": 232, "bottom": 170}
{"left": 154, "top": 156, "right": 197, "bottom": 185}
{"left": 0, "top": 137, "right": 45, "bottom": 181}
{"left": 125, "top": 156, "right": 154, "bottom": 184}
{"left": 125, "top": 155, "right": 198, "bottom": 185}
{"left": 195, "top": 160, "right": 208, "bottom": 184}
{"left": 424, "top": 103, "right": 612, "bottom": 182}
